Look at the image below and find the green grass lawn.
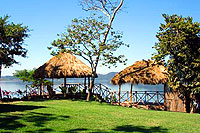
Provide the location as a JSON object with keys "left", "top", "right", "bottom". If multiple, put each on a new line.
{"left": 0, "top": 100, "right": 200, "bottom": 133}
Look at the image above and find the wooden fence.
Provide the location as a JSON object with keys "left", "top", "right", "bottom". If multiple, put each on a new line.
{"left": 1, "top": 83, "right": 164, "bottom": 107}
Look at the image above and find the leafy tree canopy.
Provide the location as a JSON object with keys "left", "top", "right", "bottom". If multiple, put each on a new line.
{"left": 0, "top": 15, "right": 29, "bottom": 68}
{"left": 13, "top": 69, "right": 52, "bottom": 87}
{"left": 50, "top": 0, "right": 125, "bottom": 101}
{"left": 49, "top": 16, "right": 129, "bottom": 72}
{"left": 152, "top": 14, "right": 200, "bottom": 98}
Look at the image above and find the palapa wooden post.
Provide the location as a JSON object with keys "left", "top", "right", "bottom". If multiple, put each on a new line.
{"left": 41, "top": 82, "right": 44, "bottom": 96}
{"left": 52, "top": 78, "right": 54, "bottom": 89}
{"left": 39, "top": 79, "right": 44, "bottom": 96}
{"left": 118, "top": 84, "right": 121, "bottom": 105}
{"left": 88, "top": 77, "right": 90, "bottom": 90}
{"left": 64, "top": 77, "right": 67, "bottom": 88}
{"left": 127, "top": 91, "right": 129, "bottom": 102}
{"left": 63, "top": 77, "right": 67, "bottom": 97}
{"left": 130, "top": 84, "right": 133, "bottom": 104}
{"left": 111, "top": 91, "right": 114, "bottom": 104}
{"left": 83, "top": 77, "right": 86, "bottom": 94}
{"left": 164, "top": 83, "right": 167, "bottom": 111}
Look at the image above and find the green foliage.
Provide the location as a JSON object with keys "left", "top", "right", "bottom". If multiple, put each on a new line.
{"left": 59, "top": 87, "right": 67, "bottom": 94}
{"left": 13, "top": 69, "right": 52, "bottom": 87}
{"left": 152, "top": 14, "right": 200, "bottom": 97}
{"left": 113, "top": 95, "right": 117, "bottom": 102}
{"left": 0, "top": 15, "right": 30, "bottom": 68}
{"left": 13, "top": 69, "right": 35, "bottom": 83}
{"left": 70, "top": 86, "right": 77, "bottom": 94}
{"left": 49, "top": 16, "right": 128, "bottom": 72}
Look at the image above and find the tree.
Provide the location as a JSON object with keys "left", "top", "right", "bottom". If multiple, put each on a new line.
{"left": 152, "top": 14, "right": 200, "bottom": 113}
{"left": 49, "top": 16, "right": 128, "bottom": 101}
{"left": 0, "top": 15, "right": 29, "bottom": 100}
{"left": 0, "top": 15, "right": 29, "bottom": 77}
{"left": 49, "top": 0, "right": 126, "bottom": 101}
{"left": 13, "top": 69, "right": 35, "bottom": 83}
{"left": 80, "top": 0, "right": 124, "bottom": 52}
{"left": 13, "top": 69, "right": 52, "bottom": 96}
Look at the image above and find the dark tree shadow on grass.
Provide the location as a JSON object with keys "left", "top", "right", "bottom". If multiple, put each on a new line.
{"left": 25, "top": 112, "right": 70, "bottom": 127}
{"left": 113, "top": 125, "right": 168, "bottom": 133}
{"left": 25, "top": 128, "right": 53, "bottom": 132}
{"left": 0, "top": 112, "right": 70, "bottom": 131}
{"left": 0, "top": 104, "right": 46, "bottom": 113}
{"left": 0, "top": 104, "right": 70, "bottom": 132}
{"left": 64, "top": 128, "right": 88, "bottom": 133}
{"left": 0, "top": 115, "right": 26, "bottom": 130}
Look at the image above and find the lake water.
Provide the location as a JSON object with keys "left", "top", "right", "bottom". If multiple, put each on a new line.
{"left": 0, "top": 78, "right": 164, "bottom": 92}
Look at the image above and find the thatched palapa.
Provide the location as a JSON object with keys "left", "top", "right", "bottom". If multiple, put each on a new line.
{"left": 111, "top": 60, "right": 168, "bottom": 85}
{"left": 34, "top": 52, "right": 92, "bottom": 79}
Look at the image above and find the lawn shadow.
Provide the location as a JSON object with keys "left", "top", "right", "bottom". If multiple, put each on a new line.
{"left": 0, "top": 115, "right": 26, "bottom": 130}
{"left": 0, "top": 104, "right": 70, "bottom": 132}
{"left": 64, "top": 128, "right": 88, "bottom": 133}
{"left": 113, "top": 125, "right": 168, "bottom": 133}
{"left": 0, "top": 112, "right": 70, "bottom": 131}
{"left": 25, "top": 128, "right": 53, "bottom": 132}
{"left": 25, "top": 112, "right": 70, "bottom": 127}
{"left": 0, "top": 104, "right": 46, "bottom": 113}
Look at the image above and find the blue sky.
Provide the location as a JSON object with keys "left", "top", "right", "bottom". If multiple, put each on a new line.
{"left": 1, "top": 0, "right": 200, "bottom": 76}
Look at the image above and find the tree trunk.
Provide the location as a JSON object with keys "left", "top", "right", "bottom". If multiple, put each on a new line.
{"left": 185, "top": 94, "right": 191, "bottom": 113}
{"left": 86, "top": 76, "right": 95, "bottom": 101}
{"left": 41, "top": 82, "right": 44, "bottom": 96}
{"left": 39, "top": 79, "right": 44, "bottom": 96}
{"left": 118, "top": 84, "right": 121, "bottom": 105}
{"left": 0, "top": 61, "right": 2, "bottom": 101}
{"left": 83, "top": 77, "right": 87, "bottom": 94}
{"left": 63, "top": 77, "right": 67, "bottom": 98}
{"left": 130, "top": 84, "right": 133, "bottom": 104}
{"left": 63, "top": 92, "right": 67, "bottom": 98}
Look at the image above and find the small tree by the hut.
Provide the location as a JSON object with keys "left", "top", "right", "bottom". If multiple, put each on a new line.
{"left": 14, "top": 69, "right": 53, "bottom": 96}
{"left": 152, "top": 14, "right": 200, "bottom": 113}
{"left": 13, "top": 69, "right": 35, "bottom": 83}
{"left": 49, "top": 0, "right": 126, "bottom": 101}
{"left": 49, "top": 16, "right": 128, "bottom": 101}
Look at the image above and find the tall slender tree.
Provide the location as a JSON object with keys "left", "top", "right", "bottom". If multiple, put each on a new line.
{"left": 49, "top": 0, "right": 126, "bottom": 101}
{"left": 152, "top": 14, "right": 200, "bottom": 113}
{"left": 49, "top": 16, "right": 128, "bottom": 101}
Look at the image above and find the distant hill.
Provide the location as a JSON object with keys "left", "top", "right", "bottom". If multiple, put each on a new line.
{"left": 0, "top": 72, "right": 118, "bottom": 82}
{"left": 0, "top": 76, "right": 19, "bottom": 81}
{"left": 96, "top": 72, "right": 117, "bottom": 83}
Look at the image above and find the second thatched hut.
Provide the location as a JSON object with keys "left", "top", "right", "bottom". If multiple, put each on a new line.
{"left": 111, "top": 60, "right": 168, "bottom": 105}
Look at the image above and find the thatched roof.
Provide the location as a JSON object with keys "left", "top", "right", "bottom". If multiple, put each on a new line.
{"left": 34, "top": 52, "right": 92, "bottom": 78}
{"left": 111, "top": 60, "right": 168, "bottom": 85}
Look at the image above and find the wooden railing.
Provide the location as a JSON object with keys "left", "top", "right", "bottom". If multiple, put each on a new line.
{"left": 24, "top": 84, "right": 165, "bottom": 106}
{"left": 25, "top": 84, "right": 49, "bottom": 96}
{"left": 92, "top": 84, "right": 113, "bottom": 102}
{"left": 112, "top": 91, "right": 164, "bottom": 105}
{"left": 2, "top": 83, "right": 164, "bottom": 106}
{"left": 53, "top": 83, "right": 86, "bottom": 94}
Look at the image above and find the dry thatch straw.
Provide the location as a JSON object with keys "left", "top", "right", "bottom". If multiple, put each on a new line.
{"left": 34, "top": 52, "right": 92, "bottom": 79}
{"left": 111, "top": 60, "right": 168, "bottom": 85}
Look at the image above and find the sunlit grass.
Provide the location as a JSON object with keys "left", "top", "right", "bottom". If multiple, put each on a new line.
{"left": 0, "top": 99, "right": 200, "bottom": 132}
